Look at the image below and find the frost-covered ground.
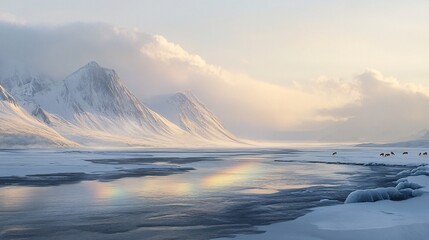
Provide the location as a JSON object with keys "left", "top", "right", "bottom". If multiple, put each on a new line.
{"left": 0, "top": 147, "right": 428, "bottom": 240}
{"left": 217, "top": 147, "right": 429, "bottom": 240}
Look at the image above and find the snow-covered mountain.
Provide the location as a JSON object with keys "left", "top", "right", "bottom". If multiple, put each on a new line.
{"left": 33, "top": 61, "right": 184, "bottom": 138}
{"left": 0, "top": 84, "right": 77, "bottom": 147}
{"left": 0, "top": 84, "right": 15, "bottom": 103}
{"left": 0, "top": 61, "right": 242, "bottom": 147}
{"left": 0, "top": 68, "right": 53, "bottom": 99}
{"left": 0, "top": 67, "right": 54, "bottom": 113}
{"left": 146, "top": 92, "right": 238, "bottom": 142}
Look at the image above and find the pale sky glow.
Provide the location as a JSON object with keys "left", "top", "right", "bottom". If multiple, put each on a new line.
{"left": 2, "top": 0, "right": 429, "bottom": 85}
{"left": 1, "top": 1, "right": 429, "bottom": 141}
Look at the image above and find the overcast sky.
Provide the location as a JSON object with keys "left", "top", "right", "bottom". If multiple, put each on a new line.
{"left": 2, "top": 0, "right": 429, "bottom": 85}
{"left": 1, "top": 1, "right": 429, "bottom": 142}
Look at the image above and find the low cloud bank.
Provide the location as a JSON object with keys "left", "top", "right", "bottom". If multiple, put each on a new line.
{"left": 1, "top": 20, "right": 429, "bottom": 141}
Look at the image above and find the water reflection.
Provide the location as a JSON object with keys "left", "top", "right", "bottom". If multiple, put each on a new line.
{"left": 0, "top": 187, "right": 38, "bottom": 210}
{"left": 85, "top": 177, "right": 196, "bottom": 201}
{"left": 0, "top": 157, "right": 360, "bottom": 211}
{"left": 87, "top": 181, "right": 127, "bottom": 201}
{"left": 202, "top": 161, "right": 260, "bottom": 188}
{"left": 0, "top": 150, "right": 406, "bottom": 240}
{"left": 75, "top": 157, "right": 358, "bottom": 204}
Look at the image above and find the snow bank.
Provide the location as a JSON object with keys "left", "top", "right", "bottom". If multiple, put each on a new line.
{"left": 397, "top": 165, "right": 429, "bottom": 177}
{"left": 395, "top": 181, "right": 422, "bottom": 190}
{"left": 345, "top": 175, "right": 423, "bottom": 204}
{"left": 216, "top": 163, "right": 429, "bottom": 240}
{"left": 345, "top": 186, "right": 421, "bottom": 203}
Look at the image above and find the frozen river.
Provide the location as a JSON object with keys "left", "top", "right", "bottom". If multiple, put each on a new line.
{"left": 0, "top": 148, "right": 411, "bottom": 239}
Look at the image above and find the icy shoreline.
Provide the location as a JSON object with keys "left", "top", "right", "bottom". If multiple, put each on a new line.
{"left": 217, "top": 163, "right": 429, "bottom": 240}
{"left": 1, "top": 147, "right": 425, "bottom": 239}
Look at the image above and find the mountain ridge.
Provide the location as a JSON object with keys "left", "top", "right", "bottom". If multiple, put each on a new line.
{"left": 0, "top": 61, "right": 242, "bottom": 147}
{"left": 0, "top": 83, "right": 77, "bottom": 147}
{"left": 146, "top": 91, "right": 239, "bottom": 142}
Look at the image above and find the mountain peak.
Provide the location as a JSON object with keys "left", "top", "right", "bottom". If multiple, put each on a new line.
{"left": 172, "top": 92, "right": 189, "bottom": 102}
{"left": 172, "top": 91, "right": 200, "bottom": 104}
{"left": 0, "top": 84, "right": 16, "bottom": 104}
{"left": 62, "top": 62, "right": 128, "bottom": 115}
{"left": 85, "top": 61, "right": 101, "bottom": 69}
{"left": 147, "top": 91, "right": 238, "bottom": 142}
{"left": 67, "top": 61, "right": 117, "bottom": 86}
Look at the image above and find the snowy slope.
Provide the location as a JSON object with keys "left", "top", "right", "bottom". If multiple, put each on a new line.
{"left": 147, "top": 92, "right": 239, "bottom": 142}
{"left": 0, "top": 62, "right": 243, "bottom": 147}
{"left": 0, "top": 84, "right": 77, "bottom": 147}
{"left": 25, "top": 62, "right": 190, "bottom": 145}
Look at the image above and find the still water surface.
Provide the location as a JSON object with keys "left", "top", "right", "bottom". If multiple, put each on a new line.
{"left": 0, "top": 148, "right": 406, "bottom": 239}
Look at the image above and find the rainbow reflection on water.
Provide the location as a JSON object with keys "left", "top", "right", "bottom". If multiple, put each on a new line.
{"left": 82, "top": 161, "right": 264, "bottom": 202}
{"left": 202, "top": 161, "right": 260, "bottom": 188}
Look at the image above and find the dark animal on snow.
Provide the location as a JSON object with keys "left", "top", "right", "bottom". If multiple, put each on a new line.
{"left": 332, "top": 152, "right": 337, "bottom": 156}
{"left": 385, "top": 153, "right": 390, "bottom": 157}
{"left": 380, "top": 153, "right": 385, "bottom": 157}
{"left": 390, "top": 152, "right": 395, "bottom": 155}
{"left": 403, "top": 152, "right": 408, "bottom": 155}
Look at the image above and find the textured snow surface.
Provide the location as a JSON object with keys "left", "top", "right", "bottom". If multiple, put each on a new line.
{"left": 0, "top": 62, "right": 243, "bottom": 147}
{"left": 344, "top": 185, "right": 421, "bottom": 204}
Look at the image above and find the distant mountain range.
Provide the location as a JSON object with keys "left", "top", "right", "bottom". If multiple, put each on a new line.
{"left": 0, "top": 61, "right": 243, "bottom": 148}
{"left": 357, "top": 129, "right": 429, "bottom": 148}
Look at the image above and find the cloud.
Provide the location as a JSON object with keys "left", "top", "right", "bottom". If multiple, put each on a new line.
{"left": 0, "top": 12, "right": 25, "bottom": 24}
{"left": 314, "top": 70, "right": 429, "bottom": 141}
{"left": 1, "top": 20, "right": 429, "bottom": 141}
{"left": 141, "top": 35, "right": 208, "bottom": 69}
{"left": 139, "top": 34, "right": 339, "bottom": 134}
{"left": 0, "top": 21, "right": 333, "bottom": 136}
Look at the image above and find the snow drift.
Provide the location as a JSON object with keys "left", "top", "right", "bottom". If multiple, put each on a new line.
{"left": 345, "top": 180, "right": 422, "bottom": 204}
